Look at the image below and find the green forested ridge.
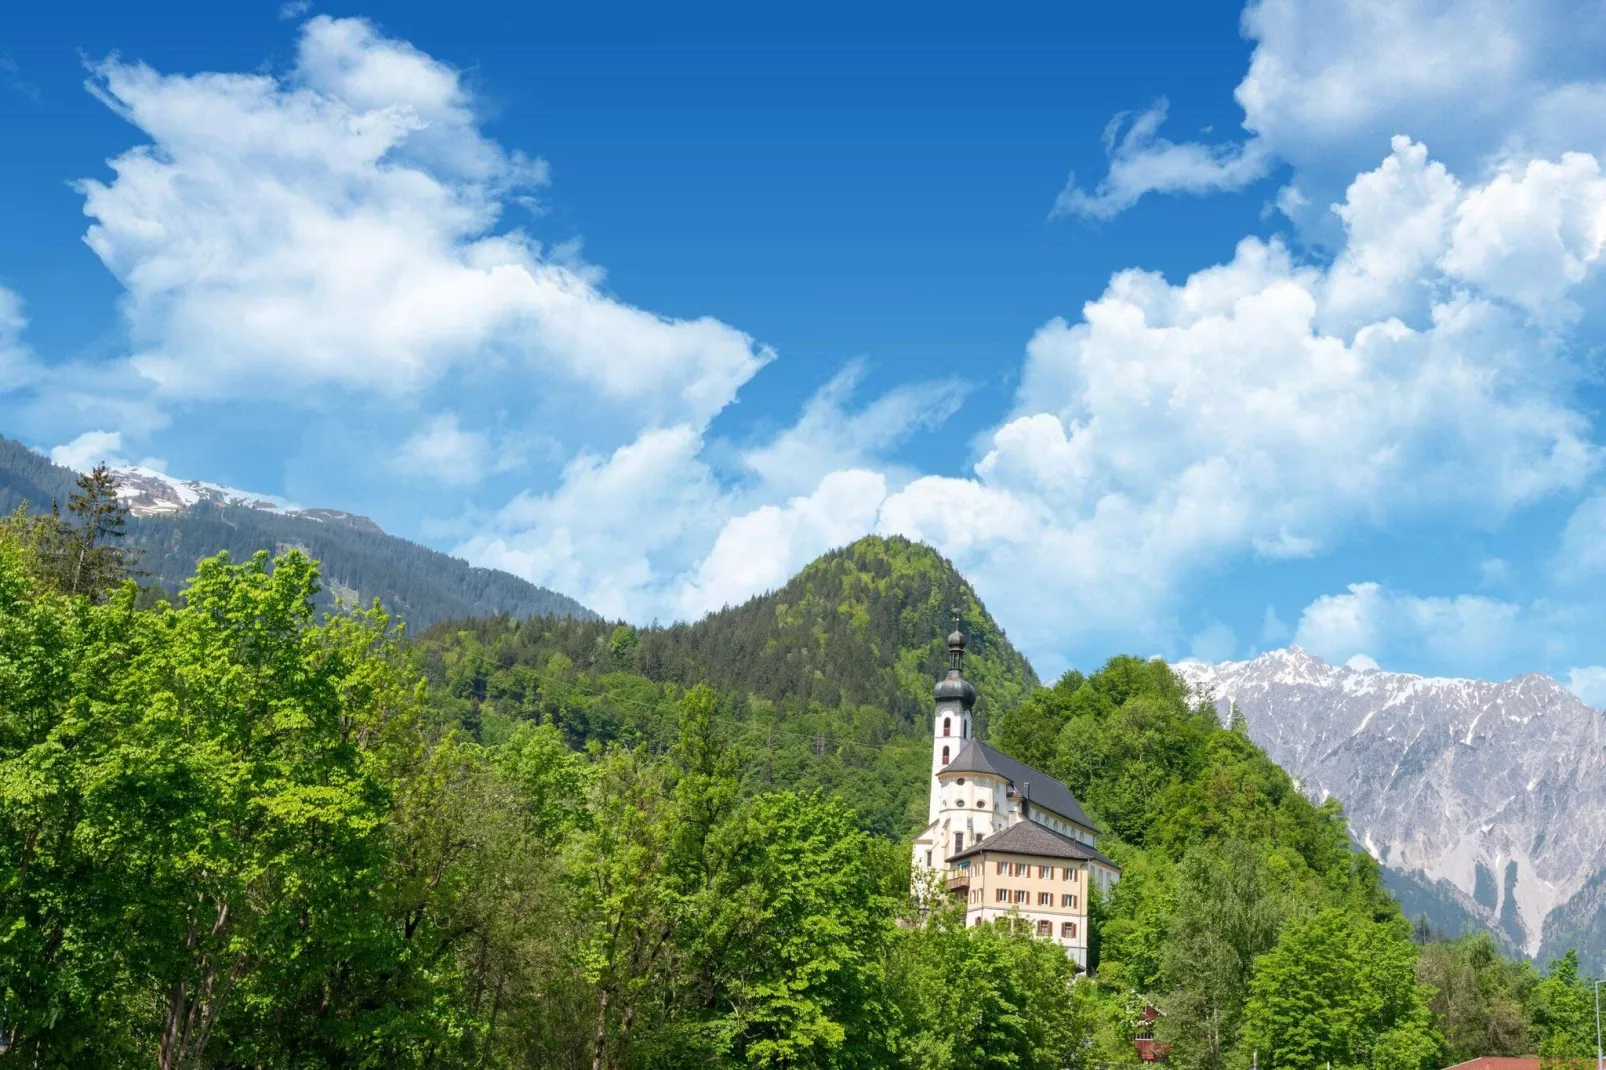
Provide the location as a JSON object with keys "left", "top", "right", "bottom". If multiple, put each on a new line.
{"left": 0, "top": 495, "right": 1600, "bottom": 1068}
{"left": 0, "top": 435, "right": 595, "bottom": 628}
{"left": 416, "top": 535, "right": 1036, "bottom": 837}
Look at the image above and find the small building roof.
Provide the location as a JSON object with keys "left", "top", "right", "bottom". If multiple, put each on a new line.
{"left": 940, "top": 740, "right": 1097, "bottom": 831}
{"left": 1441, "top": 1060, "right": 1539, "bottom": 1070}
{"left": 948, "top": 817, "right": 1118, "bottom": 867}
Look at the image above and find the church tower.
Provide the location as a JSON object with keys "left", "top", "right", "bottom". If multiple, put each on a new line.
{"left": 929, "top": 618, "right": 978, "bottom": 823}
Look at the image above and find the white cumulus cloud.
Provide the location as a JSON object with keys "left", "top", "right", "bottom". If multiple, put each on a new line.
{"left": 874, "top": 140, "right": 1599, "bottom": 664}
{"left": 1059, "top": 0, "right": 1606, "bottom": 223}
{"left": 78, "top": 16, "right": 770, "bottom": 429}
{"left": 394, "top": 413, "right": 490, "bottom": 485}
{"left": 1293, "top": 582, "right": 1525, "bottom": 676}
{"left": 1565, "top": 666, "right": 1606, "bottom": 707}
{"left": 49, "top": 429, "right": 127, "bottom": 472}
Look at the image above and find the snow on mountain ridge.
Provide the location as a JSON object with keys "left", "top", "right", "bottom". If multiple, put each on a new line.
{"left": 111, "top": 465, "right": 301, "bottom": 516}
{"left": 1177, "top": 648, "right": 1606, "bottom": 958}
{"left": 106, "top": 465, "right": 382, "bottom": 533}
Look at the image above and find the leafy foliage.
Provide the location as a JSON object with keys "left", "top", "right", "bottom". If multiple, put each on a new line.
{"left": 416, "top": 535, "right": 1038, "bottom": 836}
{"left": 0, "top": 511, "right": 1598, "bottom": 1068}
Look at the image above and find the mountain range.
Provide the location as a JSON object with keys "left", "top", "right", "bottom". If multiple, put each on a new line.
{"left": 11, "top": 432, "right": 1604, "bottom": 970}
{"left": 1178, "top": 648, "right": 1606, "bottom": 971}
{"left": 0, "top": 436, "right": 595, "bottom": 629}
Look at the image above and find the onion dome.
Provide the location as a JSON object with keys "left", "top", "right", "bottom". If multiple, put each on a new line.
{"left": 934, "top": 618, "right": 978, "bottom": 707}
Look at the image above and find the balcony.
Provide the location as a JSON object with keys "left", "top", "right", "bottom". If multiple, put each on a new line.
{"left": 945, "top": 866, "right": 973, "bottom": 893}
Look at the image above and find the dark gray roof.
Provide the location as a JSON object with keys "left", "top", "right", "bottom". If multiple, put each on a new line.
{"left": 948, "top": 819, "right": 1118, "bottom": 867}
{"left": 940, "top": 740, "right": 1097, "bottom": 830}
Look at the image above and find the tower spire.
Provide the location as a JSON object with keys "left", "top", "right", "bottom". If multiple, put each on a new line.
{"left": 947, "top": 606, "right": 966, "bottom": 672}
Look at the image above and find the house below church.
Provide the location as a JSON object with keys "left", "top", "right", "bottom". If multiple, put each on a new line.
{"left": 911, "top": 624, "right": 1120, "bottom": 969}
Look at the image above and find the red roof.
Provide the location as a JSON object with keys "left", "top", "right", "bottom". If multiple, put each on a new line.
{"left": 1442, "top": 1058, "right": 1539, "bottom": 1070}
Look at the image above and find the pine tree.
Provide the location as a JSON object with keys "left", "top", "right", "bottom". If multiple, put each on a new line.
{"left": 62, "top": 465, "right": 140, "bottom": 598}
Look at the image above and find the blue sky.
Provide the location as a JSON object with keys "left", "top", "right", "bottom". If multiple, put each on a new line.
{"left": 6, "top": 0, "right": 1606, "bottom": 695}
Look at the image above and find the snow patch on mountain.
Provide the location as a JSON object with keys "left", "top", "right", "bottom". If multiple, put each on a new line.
{"left": 1177, "top": 647, "right": 1606, "bottom": 958}
{"left": 107, "top": 465, "right": 382, "bottom": 533}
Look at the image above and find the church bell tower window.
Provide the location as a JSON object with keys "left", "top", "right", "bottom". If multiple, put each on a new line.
{"left": 943, "top": 717, "right": 951, "bottom": 737}
{"left": 941, "top": 745, "right": 950, "bottom": 765}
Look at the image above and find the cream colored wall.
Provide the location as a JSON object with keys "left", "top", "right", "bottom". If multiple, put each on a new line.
{"left": 948, "top": 850, "right": 1090, "bottom": 965}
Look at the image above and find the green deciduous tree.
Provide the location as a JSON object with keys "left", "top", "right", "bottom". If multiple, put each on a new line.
{"left": 1242, "top": 909, "right": 1438, "bottom": 1070}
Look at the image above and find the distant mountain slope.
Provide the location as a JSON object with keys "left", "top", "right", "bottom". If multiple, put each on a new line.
{"left": 1179, "top": 648, "right": 1606, "bottom": 971}
{"left": 0, "top": 436, "right": 595, "bottom": 630}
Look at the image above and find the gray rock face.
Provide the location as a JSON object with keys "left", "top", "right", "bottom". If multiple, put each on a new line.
{"left": 1177, "top": 648, "right": 1606, "bottom": 963}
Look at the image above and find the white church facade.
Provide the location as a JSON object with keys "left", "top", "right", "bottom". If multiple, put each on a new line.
{"left": 911, "top": 625, "right": 1120, "bottom": 969}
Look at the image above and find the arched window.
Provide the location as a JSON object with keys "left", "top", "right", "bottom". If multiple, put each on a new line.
{"left": 941, "top": 745, "right": 950, "bottom": 765}
{"left": 943, "top": 717, "right": 951, "bottom": 737}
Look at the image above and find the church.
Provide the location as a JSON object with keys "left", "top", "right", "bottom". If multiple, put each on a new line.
{"left": 911, "top": 624, "right": 1120, "bottom": 969}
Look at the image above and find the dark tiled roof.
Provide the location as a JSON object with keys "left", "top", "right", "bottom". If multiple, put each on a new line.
{"left": 940, "top": 740, "right": 1096, "bottom": 830}
{"left": 948, "top": 819, "right": 1118, "bottom": 867}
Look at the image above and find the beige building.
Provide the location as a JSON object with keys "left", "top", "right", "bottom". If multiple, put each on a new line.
{"left": 911, "top": 626, "right": 1119, "bottom": 969}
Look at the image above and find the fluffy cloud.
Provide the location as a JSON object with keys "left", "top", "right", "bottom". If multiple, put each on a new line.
{"left": 1293, "top": 582, "right": 1525, "bottom": 675}
{"left": 393, "top": 414, "right": 490, "bottom": 485}
{"left": 1565, "top": 665, "right": 1606, "bottom": 707}
{"left": 510, "top": 136, "right": 1603, "bottom": 668}
{"left": 1053, "top": 100, "right": 1274, "bottom": 220}
{"left": 456, "top": 426, "right": 726, "bottom": 621}
{"left": 79, "top": 16, "right": 770, "bottom": 428}
{"left": 677, "top": 469, "right": 890, "bottom": 617}
{"left": 872, "top": 140, "right": 1599, "bottom": 663}
{"left": 0, "top": 287, "right": 39, "bottom": 391}
{"left": 49, "top": 429, "right": 126, "bottom": 471}
{"left": 459, "top": 365, "right": 971, "bottom": 620}
{"left": 1557, "top": 491, "right": 1606, "bottom": 576}
{"left": 1059, "top": 0, "right": 1606, "bottom": 223}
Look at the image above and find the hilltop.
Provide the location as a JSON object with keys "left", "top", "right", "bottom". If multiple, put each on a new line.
{"left": 418, "top": 534, "right": 1038, "bottom": 834}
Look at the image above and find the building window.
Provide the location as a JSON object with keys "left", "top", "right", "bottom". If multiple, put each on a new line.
{"left": 943, "top": 717, "right": 951, "bottom": 737}
{"left": 953, "top": 833, "right": 964, "bottom": 853}
{"left": 1039, "top": 865, "right": 1049, "bottom": 878}
{"left": 941, "top": 745, "right": 950, "bottom": 765}
{"left": 962, "top": 720, "right": 968, "bottom": 738}
{"left": 924, "top": 851, "right": 932, "bottom": 867}
{"left": 1014, "top": 890, "right": 1027, "bottom": 904}
{"left": 977, "top": 797, "right": 985, "bottom": 807}
{"left": 1038, "top": 892, "right": 1051, "bottom": 906}
{"left": 1036, "top": 920, "right": 1051, "bottom": 936}
{"left": 1062, "top": 867, "right": 1072, "bottom": 881}
{"left": 997, "top": 862, "right": 1006, "bottom": 875}
{"left": 1061, "top": 894, "right": 1074, "bottom": 907}
{"left": 996, "top": 888, "right": 1008, "bottom": 902}
{"left": 1061, "top": 922, "right": 1075, "bottom": 939}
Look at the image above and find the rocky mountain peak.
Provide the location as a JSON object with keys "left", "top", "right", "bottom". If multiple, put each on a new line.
{"left": 1177, "top": 650, "right": 1606, "bottom": 966}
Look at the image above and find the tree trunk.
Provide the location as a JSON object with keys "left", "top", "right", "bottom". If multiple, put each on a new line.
{"left": 591, "top": 988, "right": 611, "bottom": 1070}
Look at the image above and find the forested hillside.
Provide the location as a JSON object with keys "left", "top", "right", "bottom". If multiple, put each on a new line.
{"left": 417, "top": 534, "right": 1038, "bottom": 836}
{"left": 1, "top": 488, "right": 1599, "bottom": 1068}
{"left": 0, "top": 436, "right": 595, "bottom": 628}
